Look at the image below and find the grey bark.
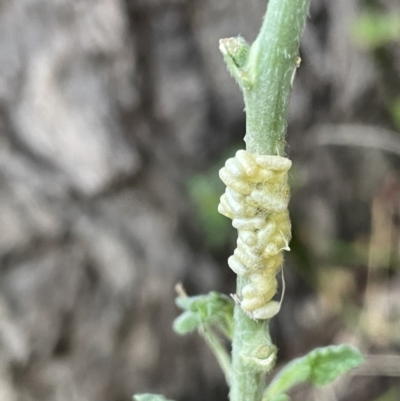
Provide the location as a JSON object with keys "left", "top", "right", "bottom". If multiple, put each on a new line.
{"left": 0, "top": 0, "right": 398, "bottom": 400}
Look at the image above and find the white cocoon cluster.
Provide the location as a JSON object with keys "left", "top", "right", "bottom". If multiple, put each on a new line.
{"left": 218, "top": 150, "right": 292, "bottom": 319}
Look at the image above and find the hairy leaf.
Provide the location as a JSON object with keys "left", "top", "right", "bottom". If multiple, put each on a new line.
{"left": 264, "top": 345, "right": 364, "bottom": 400}
{"left": 172, "top": 311, "right": 200, "bottom": 334}
{"left": 174, "top": 291, "right": 234, "bottom": 338}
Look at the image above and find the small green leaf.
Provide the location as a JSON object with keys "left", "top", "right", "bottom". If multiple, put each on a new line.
{"left": 174, "top": 292, "right": 234, "bottom": 338}
{"left": 264, "top": 345, "right": 364, "bottom": 400}
{"left": 220, "top": 36, "right": 253, "bottom": 89}
{"left": 173, "top": 311, "right": 200, "bottom": 334}
{"left": 220, "top": 36, "right": 249, "bottom": 68}
{"left": 134, "top": 394, "right": 175, "bottom": 401}
{"left": 307, "top": 344, "right": 364, "bottom": 386}
{"left": 175, "top": 295, "right": 202, "bottom": 311}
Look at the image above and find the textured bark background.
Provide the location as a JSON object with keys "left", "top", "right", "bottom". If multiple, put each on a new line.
{"left": 0, "top": 0, "right": 400, "bottom": 400}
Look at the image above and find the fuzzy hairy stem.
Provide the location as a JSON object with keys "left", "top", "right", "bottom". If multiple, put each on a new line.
{"left": 222, "top": 1, "right": 311, "bottom": 401}
{"left": 243, "top": 0, "right": 311, "bottom": 155}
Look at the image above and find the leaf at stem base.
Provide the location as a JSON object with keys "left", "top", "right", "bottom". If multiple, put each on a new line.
{"left": 263, "top": 344, "right": 364, "bottom": 401}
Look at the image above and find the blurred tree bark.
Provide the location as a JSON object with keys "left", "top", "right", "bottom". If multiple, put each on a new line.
{"left": 0, "top": 0, "right": 399, "bottom": 400}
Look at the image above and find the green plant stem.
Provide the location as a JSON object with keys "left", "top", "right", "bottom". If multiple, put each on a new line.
{"left": 244, "top": 0, "right": 311, "bottom": 155}
{"left": 225, "top": 1, "right": 311, "bottom": 401}
{"left": 230, "top": 286, "right": 275, "bottom": 401}
{"left": 201, "top": 326, "right": 232, "bottom": 385}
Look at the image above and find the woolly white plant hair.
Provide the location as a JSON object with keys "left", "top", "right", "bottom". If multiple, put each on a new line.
{"left": 218, "top": 149, "right": 291, "bottom": 320}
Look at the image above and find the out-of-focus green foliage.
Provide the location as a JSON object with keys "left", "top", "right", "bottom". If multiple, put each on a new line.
{"left": 353, "top": 11, "right": 400, "bottom": 48}
{"left": 391, "top": 97, "right": 400, "bottom": 131}
{"left": 373, "top": 387, "right": 400, "bottom": 401}
{"left": 187, "top": 169, "right": 234, "bottom": 249}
